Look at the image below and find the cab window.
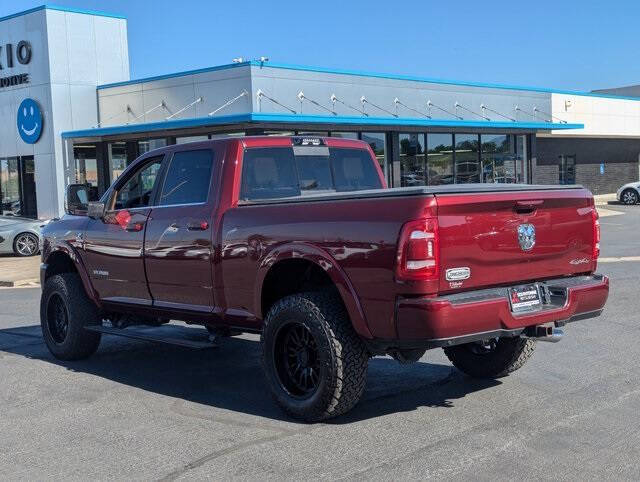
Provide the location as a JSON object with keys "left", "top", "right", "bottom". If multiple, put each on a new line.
{"left": 113, "top": 156, "right": 163, "bottom": 210}
{"left": 159, "top": 149, "right": 214, "bottom": 206}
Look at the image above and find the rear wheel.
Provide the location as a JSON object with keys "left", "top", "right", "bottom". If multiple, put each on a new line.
{"left": 40, "top": 273, "right": 102, "bottom": 360}
{"left": 13, "top": 232, "right": 39, "bottom": 256}
{"left": 262, "top": 292, "right": 369, "bottom": 422}
{"left": 621, "top": 189, "right": 638, "bottom": 205}
{"left": 443, "top": 337, "right": 536, "bottom": 379}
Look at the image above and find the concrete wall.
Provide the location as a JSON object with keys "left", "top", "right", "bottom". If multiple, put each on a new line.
{"left": 0, "top": 7, "right": 129, "bottom": 219}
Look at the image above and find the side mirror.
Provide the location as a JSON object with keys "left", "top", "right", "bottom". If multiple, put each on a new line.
{"left": 65, "top": 183, "right": 98, "bottom": 215}
{"left": 87, "top": 202, "right": 106, "bottom": 220}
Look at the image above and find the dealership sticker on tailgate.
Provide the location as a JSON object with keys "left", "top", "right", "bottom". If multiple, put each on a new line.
{"left": 509, "top": 284, "right": 542, "bottom": 313}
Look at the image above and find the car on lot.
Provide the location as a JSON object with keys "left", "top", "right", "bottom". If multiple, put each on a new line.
{"left": 0, "top": 216, "right": 46, "bottom": 256}
{"left": 617, "top": 181, "right": 640, "bottom": 205}
{"left": 39, "top": 136, "right": 609, "bottom": 421}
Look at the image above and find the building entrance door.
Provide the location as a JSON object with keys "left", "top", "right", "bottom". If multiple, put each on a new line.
{"left": 0, "top": 156, "right": 37, "bottom": 218}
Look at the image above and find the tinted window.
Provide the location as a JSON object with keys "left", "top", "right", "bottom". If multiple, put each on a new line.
{"left": 330, "top": 148, "right": 381, "bottom": 192}
{"left": 240, "top": 147, "right": 382, "bottom": 201}
{"left": 114, "top": 156, "right": 163, "bottom": 210}
{"left": 159, "top": 150, "right": 214, "bottom": 206}
{"left": 297, "top": 155, "right": 333, "bottom": 193}
{"left": 241, "top": 148, "right": 300, "bottom": 200}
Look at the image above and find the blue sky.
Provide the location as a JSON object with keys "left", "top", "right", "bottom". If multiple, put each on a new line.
{"left": 2, "top": 1, "right": 639, "bottom": 91}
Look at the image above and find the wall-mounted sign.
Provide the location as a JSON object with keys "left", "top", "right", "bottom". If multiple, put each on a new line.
{"left": 0, "top": 40, "right": 32, "bottom": 90}
{"left": 600, "top": 163, "right": 605, "bottom": 175}
{"left": 17, "top": 98, "right": 43, "bottom": 144}
{"left": 0, "top": 41, "right": 32, "bottom": 69}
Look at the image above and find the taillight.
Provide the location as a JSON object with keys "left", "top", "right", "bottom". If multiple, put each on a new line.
{"left": 396, "top": 218, "right": 439, "bottom": 281}
{"left": 592, "top": 209, "right": 600, "bottom": 260}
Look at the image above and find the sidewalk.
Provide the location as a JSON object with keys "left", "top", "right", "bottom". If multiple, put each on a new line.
{"left": 594, "top": 193, "right": 617, "bottom": 206}
{"left": 0, "top": 255, "right": 40, "bottom": 287}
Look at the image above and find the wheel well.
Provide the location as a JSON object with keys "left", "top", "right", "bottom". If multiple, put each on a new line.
{"left": 45, "top": 251, "right": 78, "bottom": 280}
{"left": 261, "top": 259, "right": 337, "bottom": 318}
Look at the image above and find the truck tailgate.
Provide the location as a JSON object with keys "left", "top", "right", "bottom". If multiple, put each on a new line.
{"left": 435, "top": 188, "right": 596, "bottom": 294}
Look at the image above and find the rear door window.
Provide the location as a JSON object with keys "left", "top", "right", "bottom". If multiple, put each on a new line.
{"left": 240, "top": 147, "right": 382, "bottom": 201}
{"left": 159, "top": 149, "right": 214, "bottom": 206}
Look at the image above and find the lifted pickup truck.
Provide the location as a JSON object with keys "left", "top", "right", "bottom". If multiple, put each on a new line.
{"left": 40, "top": 136, "right": 609, "bottom": 421}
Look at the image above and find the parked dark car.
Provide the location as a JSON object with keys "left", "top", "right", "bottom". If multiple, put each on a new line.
{"left": 39, "top": 136, "right": 608, "bottom": 421}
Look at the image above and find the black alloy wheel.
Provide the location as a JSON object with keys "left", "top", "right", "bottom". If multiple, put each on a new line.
{"left": 274, "top": 321, "right": 321, "bottom": 398}
{"left": 46, "top": 293, "right": 69, "bottom": 344}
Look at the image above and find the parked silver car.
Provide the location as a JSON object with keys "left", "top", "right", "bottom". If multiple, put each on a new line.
{"left": 617, "top": 181, "right": 640, "bottom": 205}
{"left": 0, "top": 216, "right": 48, "bottom": 256}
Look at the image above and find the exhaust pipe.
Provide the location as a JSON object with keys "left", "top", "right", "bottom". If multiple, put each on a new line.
{"left": 523, "top": 325, "right": 564, "bottom": 343}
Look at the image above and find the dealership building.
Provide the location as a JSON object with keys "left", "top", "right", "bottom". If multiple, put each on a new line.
{"left": 2, "top": 5, "right": 640, "bottom": 219}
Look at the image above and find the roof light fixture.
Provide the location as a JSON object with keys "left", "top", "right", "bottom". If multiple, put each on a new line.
{"left": 297, "top": 91, "right": 336, "bottom": 115}
{"left": 330, "top": 93, "right": 368, "bottom": 117}
{"left": 208, "top": 90, "right": 248, "bottom": 116}
{"left": 256, "top": 89, "right": 296, "bottom": 114}
{"left": 480, "top": 103, "right": 516, "bottom": 122}
{"left": 165, "top": 97, "right": 203, "bottom": 120}
{"left": 427, "top": 100, "right": 462, "bottom": 120}
{"left": 455, "top": 101, "right": 490, "bottom": 121}
{"left": 360, "top": 96, "right": 397, "bottom": 118}
{"left": 394, "top": 97, "right": 431, "bottom": 118}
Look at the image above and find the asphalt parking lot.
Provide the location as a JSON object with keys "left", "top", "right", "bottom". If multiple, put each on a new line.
{"left": 1, "top": 205, "right": 639, "bottom": 480}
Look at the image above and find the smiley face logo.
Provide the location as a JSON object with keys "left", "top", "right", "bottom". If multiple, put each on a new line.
{"left": 17, "top": 98, "right": 43, "bottom": 144}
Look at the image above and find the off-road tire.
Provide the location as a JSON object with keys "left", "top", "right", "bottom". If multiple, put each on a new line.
{"left": 40, "top": 273, "right": 102, "bottom": 360}
{"left": 261, "top": 292, "right": 369, "bottom": 422}
{"left": 621, "top": 189, "right": 639, "bottom": 205}
{"left": 443, "top": 337, "right": 536, "bottom": 379}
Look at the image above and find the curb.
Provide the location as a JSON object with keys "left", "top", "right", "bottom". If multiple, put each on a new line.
{"left": 0, "top": 279, "right": 40, "bottom": 288}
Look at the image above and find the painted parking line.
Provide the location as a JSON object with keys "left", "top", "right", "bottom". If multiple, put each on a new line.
{"left": 599, "top": 256, "right": 640, "bottom": 263}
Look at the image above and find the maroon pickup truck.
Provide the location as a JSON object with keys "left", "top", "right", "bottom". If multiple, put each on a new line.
{"left": 40, "top": 136, "right": 609, "bottom": 421}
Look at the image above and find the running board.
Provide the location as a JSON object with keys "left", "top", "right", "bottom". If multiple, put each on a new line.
{"left": 85, "top": 324, "right": 217, "bottom": 349}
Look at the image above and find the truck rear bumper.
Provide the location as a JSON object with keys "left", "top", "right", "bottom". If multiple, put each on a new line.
{"left": 393, "top": 274, "right": 609, "bottom": 348}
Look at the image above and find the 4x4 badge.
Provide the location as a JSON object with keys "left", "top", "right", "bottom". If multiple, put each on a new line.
{"left": 517, "top": 224, "right": 536, "bottom": 251}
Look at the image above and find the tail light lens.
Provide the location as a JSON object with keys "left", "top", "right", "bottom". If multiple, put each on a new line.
{"left": 396, "top": 218, "right": 439, "bottom": 281}
{"left": 592, "top": 209, "right": 600, "bottom": 260}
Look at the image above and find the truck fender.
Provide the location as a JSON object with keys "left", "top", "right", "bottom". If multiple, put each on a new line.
{"left": 254, "top": 242, "right": 373, "bottom": 339}
{"left": 44, "top": 242, "right": 101, "bottom": 307}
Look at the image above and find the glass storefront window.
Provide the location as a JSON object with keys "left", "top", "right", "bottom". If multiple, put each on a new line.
{"left": 399, "top": 133, "right": 426, "bottom": 186}
{"left": 454, "top": 134, "right": 480, "bottom": 183}
{"left": 108, "top": 142, "right": 127, "bottom": 183}
{"left": 481, "top": 134, "right": 513, "bottom": 183}
{"left": 210, "top": 132, "right": 245, "bottom": 139}
{"left": 361, "top": 132, "right": 386, "bottom": 179}
{"left": 516, "top": 135, "right": 528, "bottom": 183}
{"left": 176, "top": 135, "right": 209, "bottom": 144}
{"left": 0, "top": 158, "right": 20, "bottom": 216}
{"left": 138, "top": 138, "right": 167, "bottom": 155}
{"left": 330, "top": 132, "right": 359, "bottom": 139}
{"left": 426, "top": 133, "right": 454, "bottom": 185}
{"left": 296, "top": 131, "right": 329, "bottom": 136}
{"left": 73, "top": 145, "right": 98, "bottom": 186}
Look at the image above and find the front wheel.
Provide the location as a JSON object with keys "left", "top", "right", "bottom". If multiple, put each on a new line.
{"left": 443, "top": 337, "right": 536, "bottom": 379}
{"left": 13, "top": 232, "right": 39, "bottom": 256}
{"left": 261, "top": 292, "right": 369, "bottom": 422}
{"left": 40, "top": 273, "right": 102, "bottom": 360}
{"left": 621, "top": 189, "right": 639, "bottom": 205}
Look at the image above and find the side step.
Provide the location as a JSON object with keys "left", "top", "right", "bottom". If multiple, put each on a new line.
{"left": 85, "top": 323, "right": 218, "bottom": 349}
